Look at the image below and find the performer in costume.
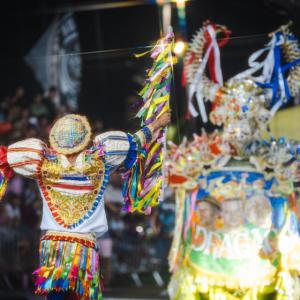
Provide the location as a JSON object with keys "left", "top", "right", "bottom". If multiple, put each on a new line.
{"left": 167, "top": 22, "right": 300, "bottom": 300}
{"left": 0, "top": 32, "right": 175, "bottom": 300}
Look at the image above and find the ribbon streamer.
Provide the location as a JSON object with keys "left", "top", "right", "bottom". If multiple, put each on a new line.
{"left": 233, "top": 32, "right": 300, "bottom": 114}
{"left": 122, "top": 31, "right": 176, "bottom": 214}
{"left": 188, "top": 23, "right": 229, "bottom": 122}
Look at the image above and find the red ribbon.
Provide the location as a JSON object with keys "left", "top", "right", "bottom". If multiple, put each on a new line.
{"left": 203, "top": 21, "right": 231, "bottom": 84}
{"left": 182, "top": 21, "right": 231, "bottom": 119}
{"left": 0, "top": 146, "right": 13, "bottom": 178}
{"left": 289, "top": 192, "right": 296, "bottom": 213}
{"left": 182, "top": 52, "right": 196, "bottom": 87}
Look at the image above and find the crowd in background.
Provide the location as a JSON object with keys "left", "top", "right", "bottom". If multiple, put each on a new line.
{"left": 0, "top": 86, "right": 175, "bottom": 290}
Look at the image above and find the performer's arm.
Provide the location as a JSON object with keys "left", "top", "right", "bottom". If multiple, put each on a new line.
{"left": 0, "top": 138, "right": 45, "bottom": 200}
{"left": 93, "top": 110, "right": 171, "bottom": 170}
{"left": 133, "top": 110, "right": 171, "bottom": 149}
{"left": 7, "top": 138, "right": 46, "bottom": 179}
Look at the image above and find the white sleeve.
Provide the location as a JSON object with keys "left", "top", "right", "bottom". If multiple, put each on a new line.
{"left": 93, "top": 131, "right": 131, "bottom": 168}
{"left": 7, "top": 138, "right": 45, "bottom": 179}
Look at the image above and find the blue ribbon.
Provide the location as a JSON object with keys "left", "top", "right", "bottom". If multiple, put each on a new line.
{"left": 124, "top": 133, "right": 138, "bottom": 170}
{"left": 257, "top": 32, "right": 300, "bottom": 108}
{"left": 270, "top": 196, "right": 287, "bottom": 230}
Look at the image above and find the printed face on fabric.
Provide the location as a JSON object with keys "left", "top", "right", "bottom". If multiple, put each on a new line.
{"left": 196, "top": 200, "right": 218, "bottom": 230}
{"left": 190, "top": 193, "right": 274, "bottom": 264}
{"left": 220, "top": 198, "right": 244, "bottom": 230}
{"left": 244, "top": 195, "right": 272, "bottom": 228}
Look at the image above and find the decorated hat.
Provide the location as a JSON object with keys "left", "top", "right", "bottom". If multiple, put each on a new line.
{"left": 49, "top": 114, "right": 92, "bottom": 155}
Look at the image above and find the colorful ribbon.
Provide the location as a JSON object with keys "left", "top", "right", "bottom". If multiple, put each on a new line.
{"left": 122, "top": 31, "right": 176, "bottom": 213}
{"left": 34, "top": 237, "right": 102, "bottom": 300}
{"left": 187, "top": 22, "right": 230, "bottom": 121}
{"left": 233, "top": 31, "right": 300, "bottom": 115}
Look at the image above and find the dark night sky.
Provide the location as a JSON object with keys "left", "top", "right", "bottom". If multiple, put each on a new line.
{"left": 0, "top": 0, "right": 299, "bottom": 130}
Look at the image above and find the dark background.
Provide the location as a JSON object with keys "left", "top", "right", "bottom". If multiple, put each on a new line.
{"left": 0, "top": 0, "right": 298, "bottom": 130}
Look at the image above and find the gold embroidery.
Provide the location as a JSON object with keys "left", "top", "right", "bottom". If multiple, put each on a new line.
{"left": 43, "top": 230, "right": 96, "bottom": 242}
{"left": 40, "top": 151, "right": 104, "bottom": 226}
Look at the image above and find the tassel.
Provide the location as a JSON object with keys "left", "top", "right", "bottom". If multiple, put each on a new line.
{"left": 34, "top": 238, "right": 101, "bottom": 300}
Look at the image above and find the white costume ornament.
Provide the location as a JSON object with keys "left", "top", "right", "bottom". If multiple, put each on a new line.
{"left": 167, "top": 22, "right": 300, "bottom": 300}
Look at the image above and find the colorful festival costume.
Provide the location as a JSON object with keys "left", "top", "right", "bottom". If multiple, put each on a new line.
{"left": 167, "top": 22, "right": 300, "bottom": 299}
{"left": 0, "top": 33, "right": 175, "bottom": 300}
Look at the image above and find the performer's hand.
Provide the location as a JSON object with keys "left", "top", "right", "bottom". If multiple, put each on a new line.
{"left": 152, "top": 109, "right": 171, "bottom": 130}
